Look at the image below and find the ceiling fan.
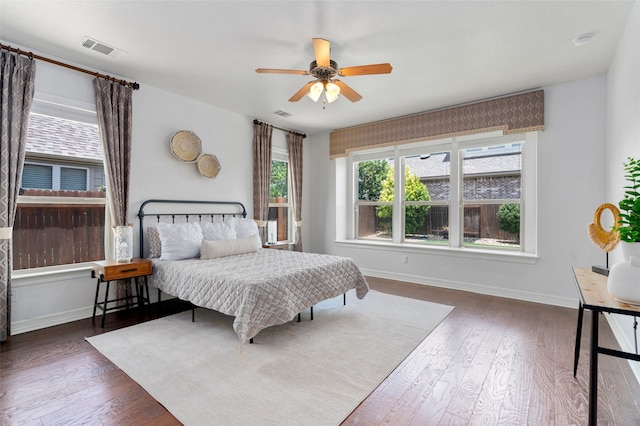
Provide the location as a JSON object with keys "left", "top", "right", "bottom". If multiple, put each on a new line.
{"left": 255, "top": 38, "right": 392, "bottom": 104}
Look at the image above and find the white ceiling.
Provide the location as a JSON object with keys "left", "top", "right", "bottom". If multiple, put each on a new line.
{"left": 0, "top": 1, "right": 635, "bottom": 135}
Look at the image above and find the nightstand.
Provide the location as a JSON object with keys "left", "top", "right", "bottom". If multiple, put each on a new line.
{"left": 92, "top": 258, "right": 152, "bottom": 328}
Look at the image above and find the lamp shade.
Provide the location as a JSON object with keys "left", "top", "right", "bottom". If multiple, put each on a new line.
{"left": 325, "top": 82, "right": 340, "bottom": 103}
{"left": 308, "top": 81, "right": 324, "bottom": 102}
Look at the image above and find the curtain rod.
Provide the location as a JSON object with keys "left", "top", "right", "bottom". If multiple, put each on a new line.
{"left": 1, "top": 43, "right": 140, "bottom": 90}
{"left": 253, "top": 119, "right": 306, "bottom": 139}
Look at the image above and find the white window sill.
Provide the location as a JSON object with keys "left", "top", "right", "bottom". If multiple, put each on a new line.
{"left": 12, "top": 263, "right": 95, "bottom": 281}
{"left": 334, "top": 239, "right": 539, "bottom": 264}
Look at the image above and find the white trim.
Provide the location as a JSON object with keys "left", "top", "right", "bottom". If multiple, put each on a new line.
{"left": 17, "top": 195, "right": 106, "bottom": 205}
{"left": 605, "top": 313, "right": 640, "bottom": 386}
{"left": 11, "top": 305, "right": 95, "bottom": 335}
{"left": 31, "top": 96, "right": 98, "bottom": 125}
{"left": 12, "top": 263, "right": 93, "bottom": 281}
{"left": 360, "top": 267, "right": 573, "bottom": 308}
{"left": 272, "top": 148, "right": 288, "bottom": 162}
{"left": 335, "top": 239, "right": 538, "bottom": 264}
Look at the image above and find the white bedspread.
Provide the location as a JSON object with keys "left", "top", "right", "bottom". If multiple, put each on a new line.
{"left": 149, "top": 249, "right": 369, "bottom": 342}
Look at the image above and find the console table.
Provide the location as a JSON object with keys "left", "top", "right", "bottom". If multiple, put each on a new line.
{"left": 572, "top": 267, "right": 640, "bottom": 425}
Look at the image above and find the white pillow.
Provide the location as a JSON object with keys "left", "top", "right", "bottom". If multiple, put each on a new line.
{"left": 200, "top": 234, "right": 260, "bottom": 259}
{"left": 227, "top": 217, "right": 262, "bottom": 249}
{"left": 201, "top": 220, "right": 236, "bottom": 241}
{"left": 157, "top": 222, "right": 203, "bottom": 260}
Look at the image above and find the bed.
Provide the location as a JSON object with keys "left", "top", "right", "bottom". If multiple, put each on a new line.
{"left": 138, "top": 199, "right": 369, "bottom": 343}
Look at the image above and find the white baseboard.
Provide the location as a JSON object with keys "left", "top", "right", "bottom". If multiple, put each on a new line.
{"left": 11, "top": 292, "right": 167, "bottom": 335}
{"left": 604, "top": 313, "right": 640, "bottom": 385}
{"left": 11, "top": 305, "right": 95, "bottom": 335}
{"left": 360, "top": 268, "right": 577, "bottom": 308}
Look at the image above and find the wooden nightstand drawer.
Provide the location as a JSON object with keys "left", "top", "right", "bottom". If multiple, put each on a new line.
{"left": 262, "top": 242, "right": 293, "bottom": 250}
{"left": 94, "top": 258, "right": 152, "bottom": 281}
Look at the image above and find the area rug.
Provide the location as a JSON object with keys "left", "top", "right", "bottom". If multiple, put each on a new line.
{"left": 86, "top": 290, "right": 453, "bottom": 426}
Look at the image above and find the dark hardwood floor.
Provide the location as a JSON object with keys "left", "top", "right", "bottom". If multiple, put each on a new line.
{"left": 2, "top": 277, "right": 640, "bottom": 425}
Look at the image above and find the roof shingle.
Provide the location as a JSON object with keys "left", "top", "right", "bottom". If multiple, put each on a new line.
{"left": 26, "top": 113, "right": 102, "bottom": 161}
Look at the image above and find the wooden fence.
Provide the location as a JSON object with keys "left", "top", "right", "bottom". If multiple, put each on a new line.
{"left": 358, "top": 203, "right": 518, "bottom": 241}
{"left": 12, "top": 190, "right": 106, "bottom": 270}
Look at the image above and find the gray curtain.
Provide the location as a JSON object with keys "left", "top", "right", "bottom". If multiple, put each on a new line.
{"left": 93, "top": 78, "right": 133, "bottom": 300}
{"left": 253, "top": 122, "right": 273, "bottom": 244}
{"left": 287, "top": 131, "right": 303, "bottom": 251}
{"left": 0, "top": 49, "right": 36, "bottom": 341}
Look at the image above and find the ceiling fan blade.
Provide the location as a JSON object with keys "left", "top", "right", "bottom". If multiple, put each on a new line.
{"left": 312, "top": 38, "right": 330, "bottom": 68}
{"left": 338, "top": 63, "right": 393, "bottom": 76}
{"left": 255, "top": 68, "right": 308, "bottom": 75}
{"left": 333, "top": 80, "right": 362, "bottom": 102}
{"left": 288, "top": 81, "right": 316, "bottom": 102}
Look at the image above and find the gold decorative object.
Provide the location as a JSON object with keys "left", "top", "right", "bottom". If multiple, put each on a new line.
{"left": 588, "top": 203, "right": 621, "bottom": 252}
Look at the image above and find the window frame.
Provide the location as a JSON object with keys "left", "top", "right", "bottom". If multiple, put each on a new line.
{"left": 457, "top": 136, "right": 523, "bottom": 250}
{"left": 13, "top": 109, "right": 109, "bottom": 273}
{"left": 344, "top": 131, "right": 538, "bottom": 259}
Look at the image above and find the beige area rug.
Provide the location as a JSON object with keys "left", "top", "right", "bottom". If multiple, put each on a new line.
{"left": 86, "top": 290, "right": 453, "bottom": 426}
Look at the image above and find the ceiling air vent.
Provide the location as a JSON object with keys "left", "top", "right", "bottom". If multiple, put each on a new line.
{"left": 272, "top": 110, "right": 292, "bottom": 118}
{"left": 80, "top": 37, "right": 126, "bottom": 59}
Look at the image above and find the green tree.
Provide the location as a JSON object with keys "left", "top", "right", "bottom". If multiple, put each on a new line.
{"left": 270, "top": 160, "right": 288, "bottom": 198}
{"left": 358, "top": 160, "right": 389, "bottom": 201}
{"left": 376, "top": 166, "right": 430, "bottom": 235}
{"left": 497, "top": 203, "right": 520, "bottom": 238}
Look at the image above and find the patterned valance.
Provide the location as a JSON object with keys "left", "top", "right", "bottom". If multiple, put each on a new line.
{"left": 329, "top": 90, "right": 544, "bottom": 158}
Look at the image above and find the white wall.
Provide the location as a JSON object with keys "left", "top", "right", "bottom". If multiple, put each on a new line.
{"left": 604, "top": 1, "right": 640, "bottom": 381}
{"left": 307, "top": 75, "right": 608, "bottom": 308}
{"left": 128, "top": 84, "right": 253, "bottom": 219}
{"left": 12, "top": 61, "right": 255, "bottom": 333}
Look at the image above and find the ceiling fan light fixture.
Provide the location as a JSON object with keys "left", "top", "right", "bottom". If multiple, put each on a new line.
{"left": 258, "top": 38, "right": 390, "bottom": 103}
{"left": 325, "top": 82, "right": 340, "bottom": 103}
{"left": 308, "top": 81, "right": 324, "bottom": 102}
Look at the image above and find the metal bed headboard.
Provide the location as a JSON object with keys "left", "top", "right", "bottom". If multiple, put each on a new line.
{"left": 137, "top": 199, "right": 247, "bottom": 256}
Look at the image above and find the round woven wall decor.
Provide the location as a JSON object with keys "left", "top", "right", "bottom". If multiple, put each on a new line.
{"left": 170, "top": 130, "right": 202, "bottom": 163}
{"left": 197, "top": 154, "right": 221, "bottom": 178}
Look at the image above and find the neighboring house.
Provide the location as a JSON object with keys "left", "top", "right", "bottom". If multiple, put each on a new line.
{"left": 410, "top": 145, "right": 521, "bottom": 240}
{"left": 406, "top": 144, "right": 521, "bottom": 202}
{"left": 22, "top": 113, "right": 105, "bottom": 193}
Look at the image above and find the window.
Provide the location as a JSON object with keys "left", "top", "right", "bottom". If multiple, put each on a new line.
{"left": 355, "top": 156, "right": 394, "bottom": 241}
{"left": 22, "top": 162, "right": 90, "bottom": 191}
{"left": 13, "top": 113, "right": 106, "bottom": 270}
{"left": 404, "top": 151, "right": 450, "bottom": 245}
{"left": 349, "top": 132, "right": 536, "bottom": 254}
{"left": 461, "top": 143, "right": 521, "bottom": 250}
{"left": 268, "top": 154, "right": 292, "bottom": 244}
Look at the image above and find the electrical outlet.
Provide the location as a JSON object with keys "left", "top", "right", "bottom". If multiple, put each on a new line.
{"left": 401, "top": 255, "right": 408, "bottom": 263}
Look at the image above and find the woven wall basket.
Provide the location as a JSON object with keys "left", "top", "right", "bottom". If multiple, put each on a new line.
{"left": 197, "top": 154, "right": 221, "bottom": 178}
{"left": 170, "top": 130, "right": 202, "bottom": 163}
